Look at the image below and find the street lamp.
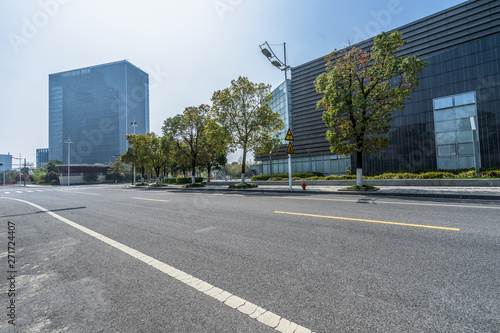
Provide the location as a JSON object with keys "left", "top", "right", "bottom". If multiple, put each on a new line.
{"left": 307, "top": 149, "right": 313, "bottom": 173}
{"left": 64, "top": 138, "right": 74, "bottom": 186}
{"left": 0, "top": 162, "right": 4, "bottom": 186}
{"left": 130, "top": 119, "right": 138, "bottom": 185}
{"left": 260, "top": 41, "right": 292, "bottom": 189}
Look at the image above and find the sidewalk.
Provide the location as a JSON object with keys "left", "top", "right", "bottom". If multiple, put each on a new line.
{"left": 145, "top": 181, "right": 500, "bottom": 200}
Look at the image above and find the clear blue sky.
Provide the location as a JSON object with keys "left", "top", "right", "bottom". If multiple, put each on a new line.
{"left": 0, "top": 0, "right": 465, "bottom": 165}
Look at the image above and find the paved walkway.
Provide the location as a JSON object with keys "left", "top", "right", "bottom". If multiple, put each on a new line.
{"left": 197, "top": 183, "right": 500, "bottom": 200}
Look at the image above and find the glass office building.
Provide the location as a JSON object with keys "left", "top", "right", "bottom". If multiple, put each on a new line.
{"left": 49, "top": 60, "right": 149, "bottom": 165}
{"left": 257, "top": 0, "right": 500, "bottom": 175}
{"left": 36, "top": 148, "right": 49, "bottom": 168}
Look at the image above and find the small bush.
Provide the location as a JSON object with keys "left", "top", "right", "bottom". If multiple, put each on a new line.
{"left": 457, "top": 170, "right": 478, "bottom": 178}
{"left": 38, "top": 180, "right": 45, "bottom": 184}
{"left": 135, "top": 182, "right": 148, "bottom": 186}
{"left": 419, "top": 171, "right": 455, "bottom": 179}
{"left": 481, "top": 169, "right": 500, "bottom": 178}
{"left": 51, "top": 179, "right": 59, "bottom": 185}
{"left": 175, "top": 177, "right": 204, "bottom": 184}
{"left": 325, "top": 174, "right": 356, "bottom": 180}
{"left": 183, "top": 183, "right": 206, "bottom": 188}
{"left": 229, "top": 183, "right": 258, "bottom": 189}
{"left": 251, "top": 172, "right": 323, "bottom": 181}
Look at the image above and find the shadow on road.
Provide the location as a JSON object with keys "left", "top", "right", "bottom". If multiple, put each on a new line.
{"left": 0, "top": 206, "right": 87, "bottom": 219}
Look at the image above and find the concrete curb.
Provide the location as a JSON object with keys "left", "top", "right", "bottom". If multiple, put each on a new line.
{"left": 127, "top": 184, "right": 500, "bottom": 200}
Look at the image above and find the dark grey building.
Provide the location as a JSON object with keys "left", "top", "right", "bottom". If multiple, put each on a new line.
{"left": 36, "top": 148, "right": 49, "bottom": 168}
{"left": 259, "top": 0, "right": 500, "bottom": 175}
{"left": 49, "top": 60, "right": 149, "bottom": 165}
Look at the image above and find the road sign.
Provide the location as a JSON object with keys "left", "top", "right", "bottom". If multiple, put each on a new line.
{"left": 285, "top": 129, "right": 294, "bottom": 141}
{"left": 286, "top": 142, "right": 295, "bottom": 154}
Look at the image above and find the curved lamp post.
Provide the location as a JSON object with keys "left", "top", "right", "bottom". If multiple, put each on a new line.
{"left": 260, "top": 41, "right": 292, "bottom": 189}
{"left": 64, "top": 138, "right": 74, "bottom": 186}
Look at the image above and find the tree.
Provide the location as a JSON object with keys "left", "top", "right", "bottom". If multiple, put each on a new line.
{"left": 314, "top": 31, "right": 426, "bottom": 186}
{"left": 122, "top": 134, "right": 151, "bottom": 180}
{"left": 199, "top": 118, "right": 231, "bottom": 183}
{"left": 45, "top": 160, "right": 63, "bottom": 173}
{"left": 254, "top": 132, "right": 282, "bottom": 178}
{"left": 146, "top": 133, "right": 172, "bottom": 182}
{"left": 31, "top": 168, "right": 47, "bottom": 183}
{"left": 107, "top": 158, "right": 127, "bottom": 182}
{"left": 162, "top": 104, "right": 211, "bottom": 184}
{"left": 211, "top": 76, "right": 284, "bottom": 183}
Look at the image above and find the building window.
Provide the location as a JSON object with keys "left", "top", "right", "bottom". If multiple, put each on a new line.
{"left": 433, "top": 92, "right": 480, "bottom": 170}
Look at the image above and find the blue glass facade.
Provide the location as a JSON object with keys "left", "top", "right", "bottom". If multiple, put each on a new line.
{"left": 36, "top": 148, "right": 49, "bottom": 168}
{"left": 0, "top": 154, "right": 13, "bottom": 171}
{"left": 49, "top": 60, "right": 149, "bottom": 164}
{"left": 256, "top": 0, "right": 500, "bottom": 175}
{"left": 269, "top": 79, "right": 292, "bottom": 142}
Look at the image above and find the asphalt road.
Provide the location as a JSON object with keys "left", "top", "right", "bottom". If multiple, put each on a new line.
{"left": 1, "top": 184, "right": 499, "bottom": 332}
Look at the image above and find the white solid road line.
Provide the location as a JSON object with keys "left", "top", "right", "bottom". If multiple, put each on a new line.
{"left": 1, "top": 197, "right": 315, "bottom": 333}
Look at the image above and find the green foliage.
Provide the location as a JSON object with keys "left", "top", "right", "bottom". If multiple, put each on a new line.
{"left": 175, "top": 177, "right": 203, "bottom": 184}
{"left": 418, "top": 171, "right": 455, "bottom": 179}
{"left": 229, "top": 183, "right": 258, "bottom": 188}
{"left": 135, "top": 182, "right": 148, "bottom": 186}
{"left": 371, "top": 172, "right": 420, "bottom": 179}
{"left": 183, "top": 183, "right": 206, "bottom": 188}
{"left": 107, "top": 159, "right": 127, "bottom": 182}
{"left": 343, "top": 185, "right": 378, "bottom": 191}
{"left": 162, "top": 104, "right": 211, "bottom": 183}
{"left": 31, "top": 168, "right": 47, "bottom": 183}
{"left": 82, "top": 172, "right": 99, "bottom": 183}
{"left": 211, "top": 76, "right": 285, "bottom": 182}
{"left": 315, "top": 31, "right": 426, "bottom": 185}
{"left": 45, "top": 160, "right": 63, "bottom": 173}
{"left": 44, "top": 171, "right": 59, "bottom": 184}
{"left": 165, "top": 178, "right": 177, "bottom": 184}
{"left": 251, "top": 172, "right": 324, "bottom": 181}
{"left": 324, "top": 174, "right": 356, "bottom": 180}
{"left": 481, "top": 169, "right": 500, "bottom": 178}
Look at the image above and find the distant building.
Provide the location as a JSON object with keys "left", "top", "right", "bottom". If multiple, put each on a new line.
{"left": 36, "top": 148, "right": 49, "bottom": 168}
{"left": 49, "top": 60, "right": 149, "bottom": 165}
{"left": 257, "top": 0, "right": 500, "bottom": 175}
{"left": 0, "top": 154, "right": 13, "bottom": 171}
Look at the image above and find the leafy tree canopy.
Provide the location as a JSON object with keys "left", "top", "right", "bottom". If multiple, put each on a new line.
{"left": 210, "top": 76, "right": 284, "bottom": 182}
{"left": 314, "top": 31, "right": 426, "bottom": 185}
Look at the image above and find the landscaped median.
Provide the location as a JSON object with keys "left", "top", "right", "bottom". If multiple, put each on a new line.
{"left": 248, "top": 169, "right": 500, "bottom": 189}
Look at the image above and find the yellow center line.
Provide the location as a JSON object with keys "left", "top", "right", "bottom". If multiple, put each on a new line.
{"left": 274, "top": 211, "right": 460, "bottom": 231}
{"left": 133, "top": 197, "right": 170, "bottom": 203}
{"left": 60, "top": 190, "right": 101, "bottom": 196}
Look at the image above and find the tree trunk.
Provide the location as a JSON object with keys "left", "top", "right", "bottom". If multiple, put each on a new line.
{"left": 241, "top": 149, "right": 247, "bottom": 183}
{"left": 191, "top": 162, "right": 196, "bottom": 184}
{"left": 356, "top": 150, "right": 363, "bottom": 187}
{"left": 206, "top": 165, "right": 211, "bottom": 183}
{"left": 269, "top": 154, "right": 273, "bottom": 178}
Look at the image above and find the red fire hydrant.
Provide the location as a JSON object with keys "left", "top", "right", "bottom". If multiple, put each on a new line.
{"left": 301, "top": 181, "right": 307, "bottom": 191}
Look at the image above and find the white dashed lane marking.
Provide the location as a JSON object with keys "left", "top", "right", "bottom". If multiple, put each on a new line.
{"left": 1, "top": 197, "right": 315, "bottom": 333}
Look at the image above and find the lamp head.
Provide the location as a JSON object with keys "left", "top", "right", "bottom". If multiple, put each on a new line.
{"left": 261, "top": 48, "right": 272, "bottom": 58}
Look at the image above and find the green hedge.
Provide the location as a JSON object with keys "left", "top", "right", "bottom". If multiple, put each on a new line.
{"left": 251, "top": 172, "right": 323, "bottom": 181}
{"left": 175, "top": 177, "right": 204, "bottom": 184}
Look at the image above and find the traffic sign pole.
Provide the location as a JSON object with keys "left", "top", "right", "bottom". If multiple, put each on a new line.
{"left": 285, "top": 129, "right": 294, "bottom": 190}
